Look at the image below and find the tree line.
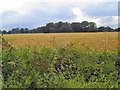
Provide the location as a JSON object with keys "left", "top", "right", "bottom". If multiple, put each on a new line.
{"left": 1, "top": 21, "right": 120, "bottom": 34}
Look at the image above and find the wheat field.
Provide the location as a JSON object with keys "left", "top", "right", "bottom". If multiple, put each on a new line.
{"left": 3, "top": 32, "right": 118, "bottom": 51}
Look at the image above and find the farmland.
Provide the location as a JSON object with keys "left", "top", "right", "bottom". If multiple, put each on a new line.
{"left": 2, "top": 32, "right": 119, "bottom": 88}
{"left": 4, "top": 32, "right": 118, "bottom": 51}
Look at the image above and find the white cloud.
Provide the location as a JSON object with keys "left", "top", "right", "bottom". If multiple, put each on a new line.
{"left": 72, "top": 7, "right": 100, "bottom": 25}
{"left": 71, "top": 7, "right": 118, "bottom": 28}
{"left": 0, "top": 0, "right": 40, "bottom": 15}
{"left": 0, "top": 0, "right": 118, "bottom": 29}
{"left": 112, "top": 16, "right": 118, "bottom": 23}
{"left": 72, "top": 7, "right": 85, "bottom": 17}
{"left": 0, "top": 0, "right": 118, "bottom": 15}
{"left": 0, "top": 0, "right": 118, "bottom": 13}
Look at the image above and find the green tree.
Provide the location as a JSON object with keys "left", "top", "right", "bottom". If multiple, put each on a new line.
{"left": 2, "top": 30, "right": 7, "bottom": 34}
{"left": 59, "top": 22, "right": 73, "bottom": 32}
{"left": 71, "top": 22, "right": 82, "bottom": 32}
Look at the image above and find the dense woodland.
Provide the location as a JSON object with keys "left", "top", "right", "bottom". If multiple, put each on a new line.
{"left": 1, "top": 21, "right": 120, "bottom": 34}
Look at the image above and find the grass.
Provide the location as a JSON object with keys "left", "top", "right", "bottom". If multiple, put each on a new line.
{"left": 1, "top": 32, "right": 119, "bottom": 88}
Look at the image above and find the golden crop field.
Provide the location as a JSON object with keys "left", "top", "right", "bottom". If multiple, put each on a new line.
{"left": 3, "top": 32, "right": 118, "bottom": 51}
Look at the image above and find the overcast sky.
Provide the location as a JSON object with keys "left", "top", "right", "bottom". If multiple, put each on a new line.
{"left": 0, "top": 0, "right": 119, "bottom": 30}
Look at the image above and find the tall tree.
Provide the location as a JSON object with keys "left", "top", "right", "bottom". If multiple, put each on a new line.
{"left": 2, "top": 30, "right": 7, "bottom": 34}
{"left": 59, "top": 22, "right": 72, "bottom": 32}
{"left": 71, "top": 22, "right": 83, "bottom": 32}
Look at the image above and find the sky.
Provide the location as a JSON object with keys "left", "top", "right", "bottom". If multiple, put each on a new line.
{"left": 0, "top": 0, "right": 119, "bottom": 30}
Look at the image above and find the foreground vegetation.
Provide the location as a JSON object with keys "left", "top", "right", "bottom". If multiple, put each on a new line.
{"left": 2, "top": 37, "right": 119, "bottom": 88}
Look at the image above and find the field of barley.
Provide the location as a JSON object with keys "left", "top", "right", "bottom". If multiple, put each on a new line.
{"left": 2, "top": 32, "right": 119, "bottom": 88}
{"left": 4, "top": 32, "right": 118, "bottom": 51}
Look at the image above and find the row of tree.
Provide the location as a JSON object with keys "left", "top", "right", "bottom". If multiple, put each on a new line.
{"left": 1, "top": 21, "right": 120, "bottom": 34}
